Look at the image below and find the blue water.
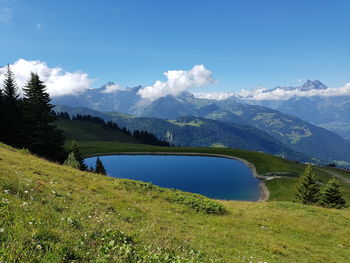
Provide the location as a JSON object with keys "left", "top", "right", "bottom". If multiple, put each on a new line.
{"left": 85, "top": 155, "right": 260, "bottom": 201}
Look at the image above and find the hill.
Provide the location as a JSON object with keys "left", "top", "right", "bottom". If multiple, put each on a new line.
{"left": 55, "top": 119, "right": 140, "bottom": 143}
{"left": 54, "top": 106, "right": 306, "bottom": 161}
{"left": 1, "top": 143, "right": 350, "bottom": 262}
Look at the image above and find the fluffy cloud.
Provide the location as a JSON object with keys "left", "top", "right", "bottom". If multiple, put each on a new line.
{"left": 193, "top": 92, "right": 236, "bottom": 100}
{"left": 239, "top": 83, "right": 350, "bottom": 101}
{"left": 0, "top": 59, "right": 94, "bottom": 97}
{"left": 137, "top": 65, "right": 214, "bottom": 100}
{"left": 194, "top": 83, "right": 350, "bottom": 101}
{"left": 102, "top": 83, "right": 122, "bottom": 93}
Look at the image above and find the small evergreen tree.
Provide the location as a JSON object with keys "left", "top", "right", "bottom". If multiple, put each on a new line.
{"left": 71, "top": 141, "right": 87, "bottom": 171}
{"left": 321, "top": 178, "right": 347, "bottom": 209}
{"left": 64, "top": 152, "right": 80, "bottom": 169}
{"left": 22, "top": 73, "right": 67, "bottom": 162}
{"left": 95, "top": 157, "right": 107, "bottom": 175}
{"left": 295, "top": 165, "right": 320, "bottom": 205}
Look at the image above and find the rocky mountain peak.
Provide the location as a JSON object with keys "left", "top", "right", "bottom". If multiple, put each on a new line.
{"left": 301, "top": 80, "right": 327, "bottom": 91}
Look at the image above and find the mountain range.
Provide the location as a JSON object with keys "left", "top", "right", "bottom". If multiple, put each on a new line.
{"left": 247, "top": 80, "right": 350, "bottom": 140}
{"left": 52, "top": 80, "right": 350, "bottom": 164}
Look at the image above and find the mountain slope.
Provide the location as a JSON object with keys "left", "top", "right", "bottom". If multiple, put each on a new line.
{"left": 55, "top": 118, "right": 140, "bottom": 143}
{"left": 54, "top": 106, "right": 304, "bottom": 160}
{"left": 246, "top": 80, "right": 350, "bottom": 139}
{"left": 1, "top": 143, "right": 350, "bottom": 262}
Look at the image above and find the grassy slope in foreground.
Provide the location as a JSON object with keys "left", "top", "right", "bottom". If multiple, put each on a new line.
{"left": 1, "top": 143, "right": 350, "bottom": 262}
{"left": 76, "top": 141, "right": 350, "bottom": 203}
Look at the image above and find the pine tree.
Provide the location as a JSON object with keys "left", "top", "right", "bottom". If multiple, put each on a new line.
{"left": 321, "top": 179, "right": 347, "bottom": 209}
{"left": 295, "top": 165, "right": 320, "bottom": 205}
{"left": 95, "top": 157, "right": 107, "bottom": 175}
{"left": 71, "top": 141, "right": 87, "bottom": 171}
{"left": 22, "top": 72, "right": 67, "bottom": 162}
{"left": 64, "top": 152, "right": 80, "bottom": 169}
{"left": 1, "top": 65, "right": 21, "bottom": 146}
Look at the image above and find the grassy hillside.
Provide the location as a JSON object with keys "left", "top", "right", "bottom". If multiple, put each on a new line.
{"left": 55, "top": 119, "right": 140, "bottom": 143}
{"left": 1, "top": 143, "right": 350, "bottom": 262}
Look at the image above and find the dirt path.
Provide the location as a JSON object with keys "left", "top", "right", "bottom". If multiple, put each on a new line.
{"left": 90, "top": 151, "right": 270, "bottom": 202}
{"left": 319, "top": 169, "right": 350, "bottom": 183}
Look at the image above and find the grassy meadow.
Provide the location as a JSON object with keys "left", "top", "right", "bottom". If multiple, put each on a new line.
{"left": 1, "top": 143, "right": 350, "bottom": 262}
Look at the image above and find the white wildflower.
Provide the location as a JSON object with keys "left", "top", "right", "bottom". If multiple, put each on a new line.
{"left": 1, "top": 198, "right": 9, "bottom": 204}
{"left": 0, "top": 228, "right": 4, "bottom": 233}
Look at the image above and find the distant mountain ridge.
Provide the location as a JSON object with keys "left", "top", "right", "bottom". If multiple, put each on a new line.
{"left": 247, "top": 80, "right": 350, "bottom": 140}
{"left": 52, "top": 79, "right": 350, "bottom": 163}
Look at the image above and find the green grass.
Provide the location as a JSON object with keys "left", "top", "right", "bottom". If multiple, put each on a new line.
{"left": 0, "top": 143, "right": 350, "bottom": 262}
{"left": 55, "top": 119, "right": 140, "bottom": 143}
{"left": 168, "top": 119, "right": 204, "bottom": 127}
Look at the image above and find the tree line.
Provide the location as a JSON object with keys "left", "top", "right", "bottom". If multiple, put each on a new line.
{"left": 295, "top": 165, "right": 347, "bottom": 209}
{"left": 0, "top": 65, "right": 67, "bottom": 162}
{"left": 0, "top": 65, "right": 171, "bottom": 174}
{"left": 55, "top": 112, "right": 172, "bottom": 147}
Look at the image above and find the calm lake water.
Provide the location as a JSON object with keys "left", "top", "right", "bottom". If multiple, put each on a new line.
{"left": 85, "top": 155, "right": 261, "bottom": 201}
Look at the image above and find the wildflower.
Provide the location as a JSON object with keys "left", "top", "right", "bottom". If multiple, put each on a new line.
{"left": 29, "top": 222, "right": 33, "bottom": 225}
{"left": 21, "top": 202, "right": 28, "bottom": 207}
{"left": 36, "top": 244, "right": 42, "bottom": 250}
{"left": 3, "top": 190, "right": 10, "bottom": 194}
{"left": 0, "top": 228, "right": 4, "bottom": 233}
{"left": 1, "top": 198, "right": 9, "bottom": 204}
{"left": 24, "top": 190, "right": 28, "bottom": 194}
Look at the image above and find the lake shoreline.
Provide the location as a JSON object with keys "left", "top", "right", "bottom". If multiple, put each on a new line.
{"left": 85, "top": 151, "right": 270, "bottom": 202}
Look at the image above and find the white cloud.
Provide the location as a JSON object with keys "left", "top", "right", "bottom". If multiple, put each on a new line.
{"left": 0, "top": 59, "right": 94, "bottom": 97}
{"left": 193, "top": 83, "right": 350, "bottom": 101}
{"left": 138, "top": 65, "right": 214, "bottom": 100}
{"left": 193, "top": 92, "right": 235, "bottom": 100}
{"left": 238, "top": 83, "right": 350, "bottom": 101}
{"left": 0, "top": 7, "right": 11, "bottom": 23}
{"left": 102, "top": 83, "right": 122, "bottom": 93}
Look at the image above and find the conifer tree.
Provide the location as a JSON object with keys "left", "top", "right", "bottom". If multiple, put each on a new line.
{"left": 64, "top": 152, "right": 80, "bottom": 169}
{"left": 295, "top": 165, "right": 320, "bottom": 205}
{"left": 95, "top": 157, "right": 107, "bottom": 175}
{"left": 321, "top": 178, "right": 347, "bottom": 209}
{"left": 22, "top": 72, "right": 66, "bottom": 162}
{"left": 1, "top": 65, "right": 21, "bottom": 146}
{"left": 71, "top": 141, "right": 87, "bottom": 171}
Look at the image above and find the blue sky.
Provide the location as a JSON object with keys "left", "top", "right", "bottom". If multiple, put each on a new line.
{"left": 1, "top": 0, "right": 349, "bottom": 93}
